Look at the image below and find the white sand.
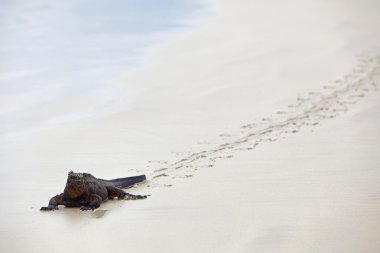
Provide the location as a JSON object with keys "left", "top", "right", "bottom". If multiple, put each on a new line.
{"left": 1, "top": 0, "right": 380, "bottom": 252}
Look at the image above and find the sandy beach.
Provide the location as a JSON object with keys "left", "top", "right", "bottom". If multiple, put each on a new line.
{"left": 1, "top": 0, "right": 380, "bottom": 252}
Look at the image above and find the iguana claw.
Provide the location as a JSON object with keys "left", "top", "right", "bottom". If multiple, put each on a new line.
{"left": 40, "top": 205, "right": 58, "bottom": 211}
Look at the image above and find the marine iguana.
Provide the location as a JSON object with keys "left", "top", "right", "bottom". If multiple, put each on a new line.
{"left": 41, "top": 171, "right": 147, "bottom": 211}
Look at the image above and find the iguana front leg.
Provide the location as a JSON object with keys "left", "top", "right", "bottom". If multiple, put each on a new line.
{"left": 80, "top": 194, "right": 103, "bottom": 211}
{"left": 41, "top": 194, "right": 65, "bottom": 211}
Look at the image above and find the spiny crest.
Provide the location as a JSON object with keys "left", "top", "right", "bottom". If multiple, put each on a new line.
{"left": 68, "top": 170, "right": 84, "bottom": 178}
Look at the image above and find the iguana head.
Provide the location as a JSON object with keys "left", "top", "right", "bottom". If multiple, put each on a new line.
{"left": 66, "top": 171, "right": 86, "bottom": 197}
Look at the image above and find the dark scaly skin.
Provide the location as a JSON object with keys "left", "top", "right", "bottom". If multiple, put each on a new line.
{"left": 41, "top": 171, "right": 147, "bottom": 211}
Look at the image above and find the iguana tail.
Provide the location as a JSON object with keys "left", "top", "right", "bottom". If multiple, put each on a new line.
{"left": 108, "top": 175, "right": 146, "bottom": 188}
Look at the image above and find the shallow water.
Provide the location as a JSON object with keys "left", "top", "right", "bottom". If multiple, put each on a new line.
{"left": 0, "top": 0, "right": 209, "bottom": 129}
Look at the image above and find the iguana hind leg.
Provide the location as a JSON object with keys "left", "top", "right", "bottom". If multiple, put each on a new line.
{"left": 124, "top": 192, "right": 148, "bottom": 200}
{"left": 106, "top": 186, "right": 126, "bottom": 199}
{"left": 106, "top": 186, "right": 147, "bottom": 200}
{"left": 41, "top": 194, "right": 65, "bottom": 211}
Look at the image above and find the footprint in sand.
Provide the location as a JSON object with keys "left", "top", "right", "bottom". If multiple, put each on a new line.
{"left": 146, "top": 55, "right": 380, "bottom": 189}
